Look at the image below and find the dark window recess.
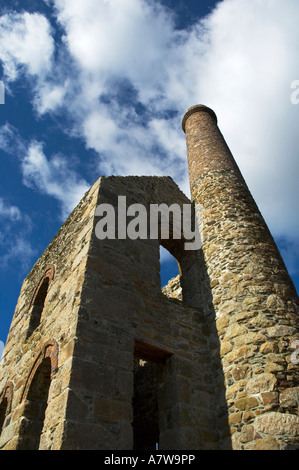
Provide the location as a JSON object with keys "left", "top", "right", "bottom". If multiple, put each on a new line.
{"left": 133, "top": 340, "right": 172, "bottom": 450}
{"left": 17, "top": 357, "right": 51, "bottom": 450}
{"left": 27, "top": 277, "right": 50, "bottom": 337}
{"left": 133, "top": 358, "right": 159, "bottom": 450}
{"left": 0, "top": 397, "right": 8, "bottom": 434}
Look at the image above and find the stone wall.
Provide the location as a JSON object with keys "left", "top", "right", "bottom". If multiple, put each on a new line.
{"left": 0, "top": 175, "right": 219, "bottom": 450}
{"left": 0, "top": 178, "right": 101, "bottom": 449}
{"left": 63, "top": 176, "right": 219, "bottom": 450}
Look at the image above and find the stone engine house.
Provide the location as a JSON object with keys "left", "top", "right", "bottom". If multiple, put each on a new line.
{"left": 0, "top": 105, "right": 298, "bottom": 450}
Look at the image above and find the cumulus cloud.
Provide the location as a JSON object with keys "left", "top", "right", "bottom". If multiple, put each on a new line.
{"left": 0, "top": 0, "right": 298, "bottom": 277}
{"left": 0, "top": 195, "right": 36, "bottom": 272}
{"left": 0, "top": 237, "right": 36, "bottom": 272}
{"left": 81, "top": 104, "right": 186, "bottom": 184}
{"left": 48, "top": 0, "right": 299, "bottom": 233}
{"left": 54, "top": 0, "right": 177, "bottom": 90}
{"left": 189, "top": 0, "right": 299, "bottom": 237}
{"left": 0, "top": 122, "right": 26, "bottom": 155}
{"left": 51, "top": 0, "right": 299, "bottom": 280}
{"left": 0, "top": 11, "right": 54, "bottom": 81}
{"left": 22, "top": 141, "right": 90, "bottom": 219}
{"left": 34, "top": 82, "right": 67, "bottom": 114}
{"left": 0, "top": 198, "right": 21, "bottom": 221}
{"left": 0, "top": 124, "right": 90, "bottom": 221}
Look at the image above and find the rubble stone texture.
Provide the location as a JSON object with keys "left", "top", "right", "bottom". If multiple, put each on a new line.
{"left": 0, "top": 105, "right": 298, "bottom": 450}
{"left": 183, "top": 105, "right": 299, "bottom": 449}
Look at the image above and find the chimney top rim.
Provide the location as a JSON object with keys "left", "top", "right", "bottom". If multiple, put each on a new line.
{"left": 182, "top": 105, "right": 217, "bottom": 132}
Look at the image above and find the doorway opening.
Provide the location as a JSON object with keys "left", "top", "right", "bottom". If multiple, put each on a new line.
{"left": 133, "top": 358, "right": 159, "bottom": 450}
{"left": 132, "top": 339, "right": 171, "bottom": 450}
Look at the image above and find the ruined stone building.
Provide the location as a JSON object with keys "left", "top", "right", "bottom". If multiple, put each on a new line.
{"left": 0, "top": 105, "right": 298, "bottom": 450}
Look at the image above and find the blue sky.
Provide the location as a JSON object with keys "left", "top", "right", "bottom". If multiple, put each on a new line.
{"left": 0, "top": 0, "right": 298, "bottom": 346}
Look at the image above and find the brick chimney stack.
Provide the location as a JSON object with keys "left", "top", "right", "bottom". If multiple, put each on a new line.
{"left": 182, "top": 104, "right": 244, "bottom": 194}
{"left": 182, "top": 104, "right": 299, "bottom": 450}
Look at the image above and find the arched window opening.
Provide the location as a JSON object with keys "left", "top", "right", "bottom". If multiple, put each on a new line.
{"left": 26, "top": 266, "right": 54, "bottom": 339}
{"left": 17, "top": 357, "right": 51, "bottom": 450}
{"left": 157, "top": 204, "right": 201, "bottom": 306}
{"left": 160, "top": 246, "right": 182, "bottom": 301}
{"left": 0, "top": 397, "right": 8, "bottom": 435}
{"left": 0, "top": 383, "right": 13, "bottom": 438}
{"left": 28, "top": 277, "right": 49, "bottom": 334}
{"left": 160, "top": 242, "right": 202, "bottom": 308}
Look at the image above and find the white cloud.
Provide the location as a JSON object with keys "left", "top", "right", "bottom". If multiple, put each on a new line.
{"left": 0, "top": 194, "right": 36, "bottom": 272}
{"left": 0, "top": 122, "right": 25, "bottom": 155}
{"left": 53, "top": 1, "right": 299, "bottom": 233}
{"left": 0, "top": 11, "right": 54, "bottom": 81}
{"left": 1, "top": 0, "right": 299, "bottom": 277}
{"left": 22, "top": 141, "right": 90, "bottom": 219}
{"left": 186, "top": 0, "right": 299, "bottom": 241}
{"left": 82, "top": 106, "right": 182, "bottom": 178}
{"left": 34, "top": 82, "right": 67, "bottom": 114}
{"left": 50, "top": 0, "right": 299, "bottom": 236}
{"left": 54, "top": 0, "right": 177, "bottom": 89}
{"left": 0, "top": 198, "right": 22, "bottom": 221}
{"left": 0, "top": 237, "right": 36, "bottom": 272}
{"left": 0, "top": 125, "right": 90, "bottom": 221}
